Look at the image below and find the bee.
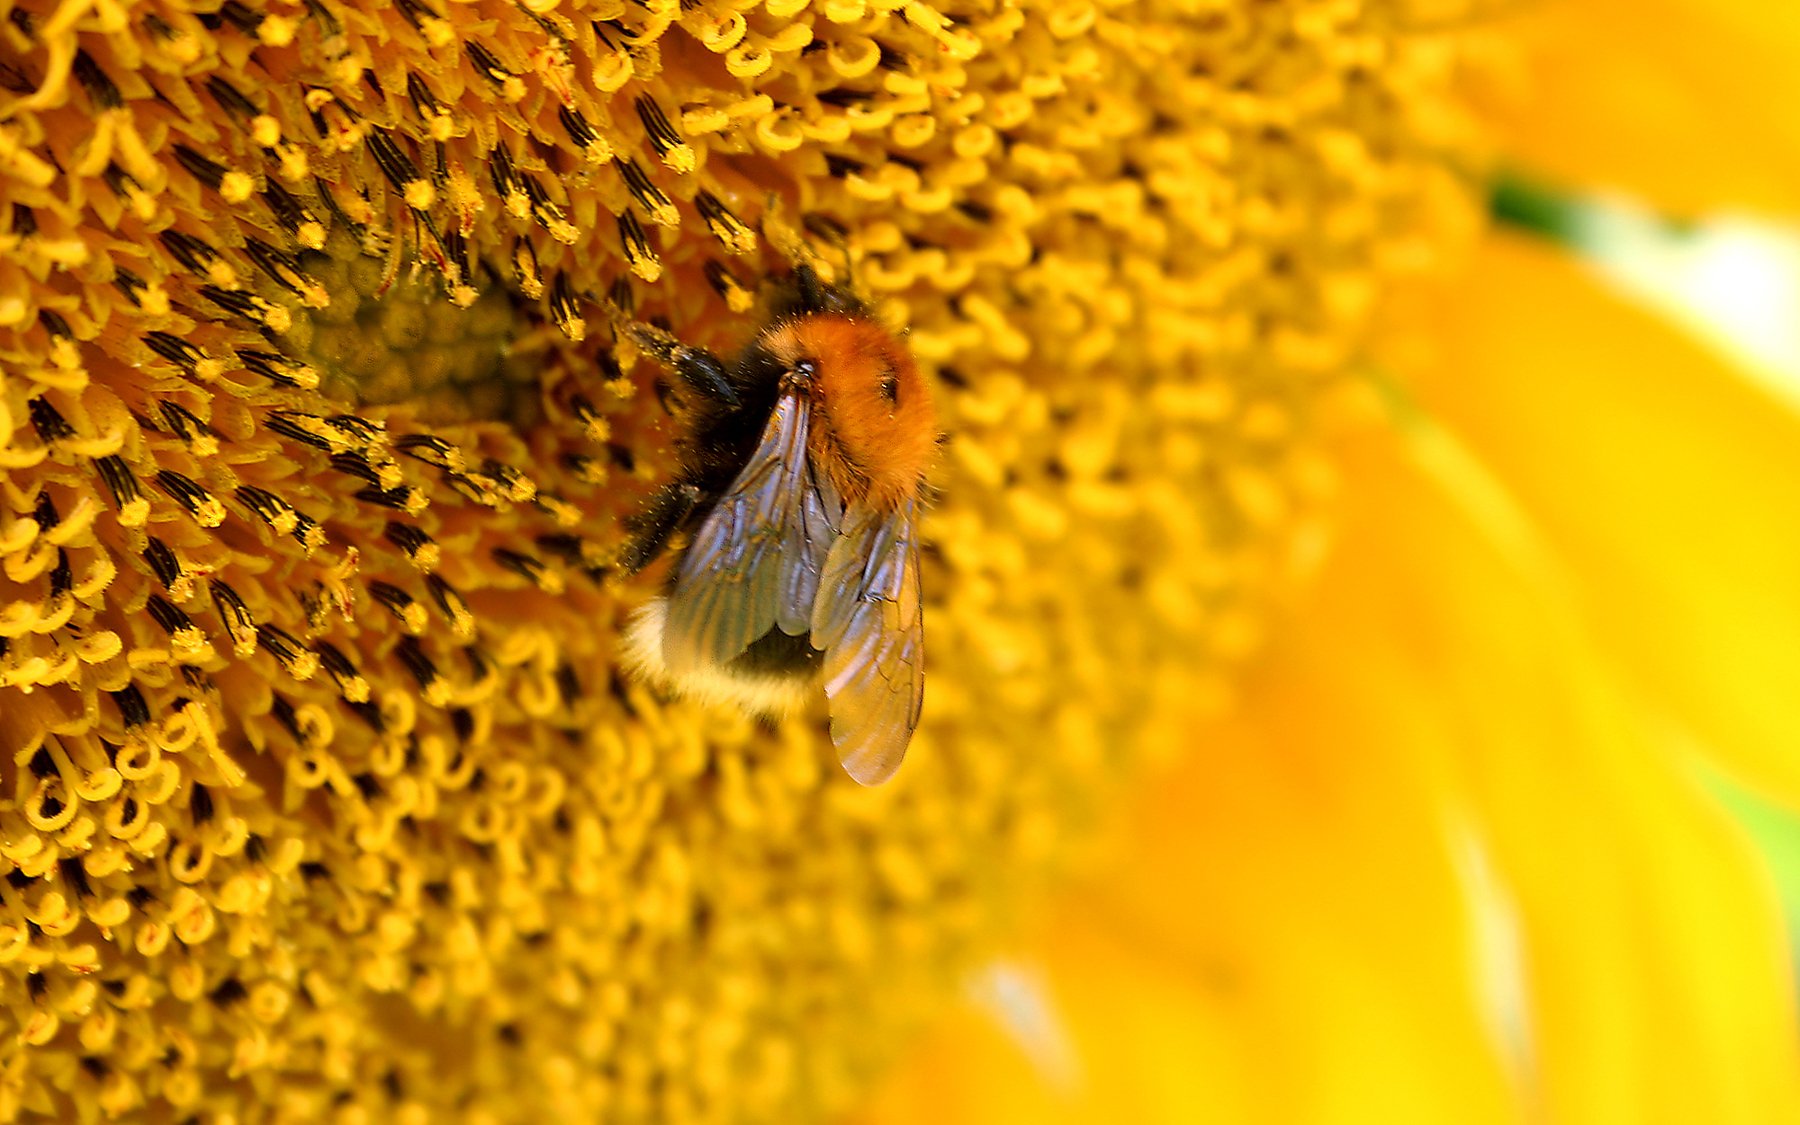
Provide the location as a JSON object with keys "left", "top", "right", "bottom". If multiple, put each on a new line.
{"left": 614, "top": 263, "right": 935, "bottom": 784}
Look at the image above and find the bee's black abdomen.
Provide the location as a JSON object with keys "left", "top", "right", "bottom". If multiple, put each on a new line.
{"left": 729, "top": 627, "right": 821, "bottom": 680}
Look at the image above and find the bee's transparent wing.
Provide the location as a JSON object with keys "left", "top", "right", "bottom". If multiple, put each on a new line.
{"left": 664, "top": 393, "right": 842, "bottom": 672}
{"left": 810, "top": 494, "right": 924, "bottom": 784}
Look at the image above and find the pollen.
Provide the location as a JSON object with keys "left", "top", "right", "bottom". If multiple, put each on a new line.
{"left": 0, "top": 0, "right": 1489, "bottom": 1121}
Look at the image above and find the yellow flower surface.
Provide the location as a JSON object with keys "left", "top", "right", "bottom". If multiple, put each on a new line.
{"left": 1486, "top": 0, "right": 1800, "bottom": 217}
{"left": 862, "top": 234, "right": 1800, "bottom": 1124}
{"left": 858, "top": 3, "right": 1800, "bottom": 1120}
{"left": 0, "top": 0, "right": 1495, "bottom": 1120}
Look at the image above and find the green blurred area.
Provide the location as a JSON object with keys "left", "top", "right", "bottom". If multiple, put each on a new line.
{"left": 1712, "top": 778, "right": 1800, "bottom": 964}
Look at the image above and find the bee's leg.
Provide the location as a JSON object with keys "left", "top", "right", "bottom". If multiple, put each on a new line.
{"left": 623, "top": 322, "right": 740, "bottom": 410}
{"left": 617, "top": 482, "right": 703, "bottom": 575}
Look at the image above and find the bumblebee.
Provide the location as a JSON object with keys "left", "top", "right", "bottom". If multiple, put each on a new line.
{"left": 616, "top": 265, "right": 934, "bottom": 785}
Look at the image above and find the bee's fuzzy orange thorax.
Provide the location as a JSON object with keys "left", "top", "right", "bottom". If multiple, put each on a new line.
{"left": 763, "top": 314, "right": 936, "bottom": 509}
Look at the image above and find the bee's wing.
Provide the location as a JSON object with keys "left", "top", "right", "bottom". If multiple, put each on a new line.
{"left": 663, "top": 392, "right": 842, "bottom": 672}
{"left": 810, "top": 494, "right": 924, "bottom": 785}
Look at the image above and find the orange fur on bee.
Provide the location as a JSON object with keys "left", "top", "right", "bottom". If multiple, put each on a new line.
{"left": 762, "top": 315, "right": 937, "bottom": 510}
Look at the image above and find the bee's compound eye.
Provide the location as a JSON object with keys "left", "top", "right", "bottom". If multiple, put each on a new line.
{"left": 878, "top": 371, "right": 899, "bottom": 404}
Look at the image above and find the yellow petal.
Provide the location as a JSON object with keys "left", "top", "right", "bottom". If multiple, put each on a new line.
{"left": 862, "top": 408, "right": 1800, "bottom": 1121}
{"left": 1338, "top": 424, "right": 1800, "bottom": 1123}
{"left": 1401, "top": 231, "right": 1800, "bottom": 813}
{"left": 1490, "top": 0, "right": 1800, "bottom": 217}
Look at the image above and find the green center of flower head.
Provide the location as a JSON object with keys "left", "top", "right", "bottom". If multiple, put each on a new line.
{"left": 287, "top": 232, "right": 533, "bottom": 424}
{"left": 0, "top": 0, "right": 1486, "bottom": 1118}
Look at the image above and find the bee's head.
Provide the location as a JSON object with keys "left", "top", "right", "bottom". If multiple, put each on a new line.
{"left": 763, "top": 313, "right": 936, "bottom": 507}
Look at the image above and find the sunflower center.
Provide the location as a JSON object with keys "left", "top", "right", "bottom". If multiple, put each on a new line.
{"left": 284, "top": 229, "right": 536, "bottom": 425}
{"left": 0, "top": 0, "right": 1491, "bottom": 1119}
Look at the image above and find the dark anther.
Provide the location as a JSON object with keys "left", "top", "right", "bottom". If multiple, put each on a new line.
{"left": 617, "top": 212, "right": 657, "bottom": 272}
{"left": 617, "top": 158, "right": 673, "bottom": 217}
{"left": 199, "top": 285, "right": 277, "bottom": 327}
{"left": 204, "top": 76, "right": 259, "bottom": 121}
{"left": 210, "top": 580, "right": 256, "bottom": 648}
{"left": 315, "top": 641, "right": 359, "bottom": 686}
{"left": 366, "top": 130, "right": 424, "bottom": 197}
{"left": 488, "top": 141, "right": 518, "bottom": 199}
{"left": 544, "top": 270, "right": 582, "bottom": 339}
{"left": 270, "top": 695, "right": 305, "bottom": 743}
{"left": 405, "top": 71, "right": 442, "bottom": 119}
{"left": 143, "top": 331, "right": 208, "bottom": 373}
{"left": 394, "top": 636, "right": 440, "bottom": 692}
{"left": 146, "top": 595, "right": 196, "bottom": 638}
{"left": 394, "top": 433, "right": 461, "bottom": 469}
{"left": 218, "top": 1, "right": 266, "bottom": 35}
{"left": 143, "top": 538, "right": 182, "bottom": 589}
{"left": 355, "top": 486, "right": 422, "bottom": 511}
{"left": 159, "top": 401, "right": 214, "bottom": 448}
{"left": 113, "top": 269, "right": 150, "bottom": 308}
{"left": 94, "top": 455, "right": 143, "bottom": 512}
{"left": 242, "top": 239, "right": 310, "bottom": 296}
{"left": 329, "top": 451, "right": 384, "bottom": 486}
{"left": 189, "top": 783, "right": 214, "bottom": 824}
{"left": 491, "top": 548, "right": 552, "bottom": 587}
{"left": 634, "top": 96, "right": 684, "bottom": 158}
{"left": 450, "top": 708, "right": 474, "bottom": 742}
{"left": 367, "top": 581, "right": 419, "bottom": 622}
{"left": 703, "top": 259, "right": 747, "bottom": 303}
{"left": 384, "top": 522, "right": 436, "bottom": 562}
{"left": 161, "top": 230, "right": 223, "bottom": 276}
{"left": 209, "top": 978, "right": 247, "bottom": 1006}
{"left": 465, "top": 41, "right": 517, "bottom": 92}
{"left": 816, "top": 88, "right": 875, "bottom": 108}
{"left": 32, "top": 489, "right": 58, "bottom": 530}
{"left": 262, "top": 180, "right": 320, "bottom": 238}
{"left": 559, "top": 105, "right": 597, "bottom": 149}
{"left": 265, "top": 412, "right": 336, "bottom": 452}
{"left": 424, "top": 573, "right": 469, "bottom": 626}
{"left": 255, "top": 624, "right": 309, "bottom": 669}
{"left": 238, "top": 349, "right": 312, "bottom": 388}
{"left": 27, "top": 397, "right": 74, "bottom": 444}
{"left": 48, "top": 550, "right": 71, "bottom": 599}
{"left": 172, "top": 145, "right": 234, "bottom": 192}
{"left": 154, "top": 470, "right": 217, "bottom": 519}
{"left": 394, "top": 0, "right": 443, "bottom": 27}
{"left": 72, "top": 50, "right": 122, "bottom": 108}
{"left": 235, "top": 485, "right": 292, "bottom": 529}
{"left": 112, "top": 685, "right": 151, "bottom": 728}
{"left": 555, "top": 663, "right": 580, "bottom": 707}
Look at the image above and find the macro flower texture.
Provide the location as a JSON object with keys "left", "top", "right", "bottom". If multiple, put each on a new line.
{"left": 3, "top": 0, "right": 1800, "bottom": 1118}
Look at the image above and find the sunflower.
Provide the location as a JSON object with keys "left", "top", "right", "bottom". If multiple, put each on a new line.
{"left": 0, "top": 0, "right": 1792, "bottom": 1121}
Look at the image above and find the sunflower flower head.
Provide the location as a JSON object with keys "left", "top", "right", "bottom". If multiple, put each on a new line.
{"left": 0, "top": 0, "right": 1488, "bottom": 1118}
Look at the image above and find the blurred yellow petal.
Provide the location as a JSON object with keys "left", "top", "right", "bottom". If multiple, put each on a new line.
{"left": 1491, "top": 0, "right": 1800, "bottom": 216}
{"left": 1348, "top": 421, "right": 1800, "bottom": 1123}
{"left": 860, "top": 407, "right": 1800, "bottom": 1123}
{"left": 1403, "top": 232, "right": 1800, "bottom": 813}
